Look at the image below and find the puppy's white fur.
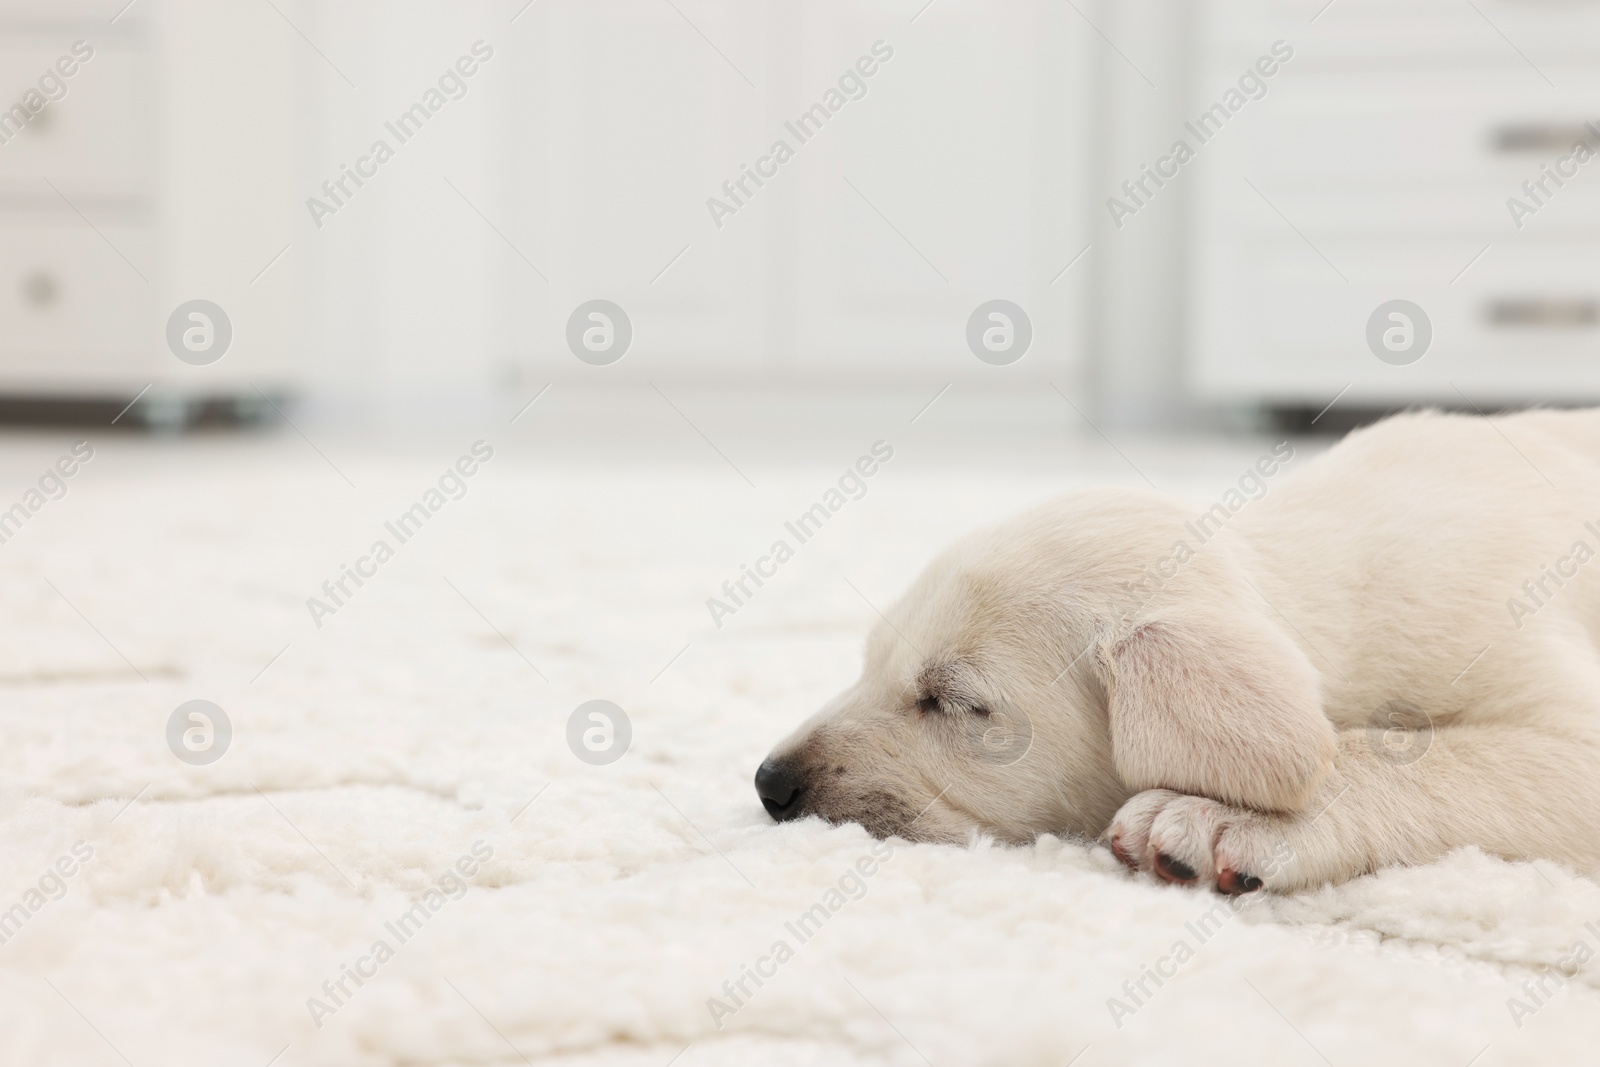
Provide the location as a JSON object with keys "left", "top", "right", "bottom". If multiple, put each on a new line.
{"left": 760, "top": 409, "right": 1600, "bottom": 892}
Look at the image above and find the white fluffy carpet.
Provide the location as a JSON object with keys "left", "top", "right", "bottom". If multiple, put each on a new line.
{"left": 1, "top": 400, "right": 1597, "bottom": 1067}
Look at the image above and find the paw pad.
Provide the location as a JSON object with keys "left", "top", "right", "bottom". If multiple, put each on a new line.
{"left": 1154, "top": 852, "right": 1199, "bottom": 884}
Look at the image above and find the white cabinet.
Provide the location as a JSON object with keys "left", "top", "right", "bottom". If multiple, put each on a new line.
{"left": 1189, "top": 0, "right": 1600, "bottom": 411}
{"left": 0, "top": 0, "right": 300, "bottom": 424}
{"left": 502, "top": 0, "right": 1094, "bottom": 385}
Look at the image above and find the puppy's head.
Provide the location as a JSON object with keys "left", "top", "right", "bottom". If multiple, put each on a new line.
{"left": 756, "top": 493, "right": 1135, "bottom": 844}
{"left": 755, "top": 490, "right": 1334, "bottom": 844}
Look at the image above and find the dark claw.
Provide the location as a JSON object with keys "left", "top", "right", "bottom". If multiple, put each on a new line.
{"left": 1217, "top": 868, "right": 1263, "bottom": 895}
{"left": 1155, "top": 852, "right": 1198, "bottom": 883}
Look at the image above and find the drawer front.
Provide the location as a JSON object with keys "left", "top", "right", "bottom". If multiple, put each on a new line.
{"left": 1189, "top": 66, "right": 1600, "bottom": 238}
{"left": 0, "top": 219, "right": 156, "bottom": 385}
{"left": 1233, "top": 71, "right": 1600, "bottom": 188}
{"left": 1215, "top": 185, "right": 1600, "bottom": 243}
{"left": 0, "top": 33, "right": 152, "bottom": 196}
{"left": 1192, "top": 239, "right": 1600, "bottom": 403}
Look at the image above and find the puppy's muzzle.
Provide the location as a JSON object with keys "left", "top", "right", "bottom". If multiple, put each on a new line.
{"left": 754, "top": 758, "right": 805, "bottom": 822}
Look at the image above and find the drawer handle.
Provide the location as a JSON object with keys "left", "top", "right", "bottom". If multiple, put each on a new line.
{"left": 1486, "top": 298, "right": 1598, "bottom": 327}
{"left": 1492, "top": 122, "right": 1600, "bottom": 153}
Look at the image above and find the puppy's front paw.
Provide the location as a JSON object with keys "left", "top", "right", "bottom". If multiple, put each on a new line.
{"left": 1105, "top": 789, "right": 1292, "bottom": 894}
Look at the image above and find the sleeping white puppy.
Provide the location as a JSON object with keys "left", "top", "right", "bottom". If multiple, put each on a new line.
{"left": 755, "top": 408, "right": 1600, "bottom": 893}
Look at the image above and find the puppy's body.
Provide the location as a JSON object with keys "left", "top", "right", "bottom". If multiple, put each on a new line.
{"left": 757, "top": 409, "right": 1600, "bottom": 891}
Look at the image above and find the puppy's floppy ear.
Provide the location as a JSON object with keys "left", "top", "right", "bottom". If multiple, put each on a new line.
{"left": 1097, "top": 604, "right": 1336, "bottom": 812}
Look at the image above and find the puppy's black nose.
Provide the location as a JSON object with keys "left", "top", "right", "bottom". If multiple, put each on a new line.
{"left": 755, "top": 758, "right": 805, "bottom": 821}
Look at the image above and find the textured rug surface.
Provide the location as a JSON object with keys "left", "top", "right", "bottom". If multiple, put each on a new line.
{"left": 0, "top": 410, "right": 1596, "bottom": 1067}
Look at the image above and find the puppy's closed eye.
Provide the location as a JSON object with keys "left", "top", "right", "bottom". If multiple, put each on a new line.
{"left": 914, "top": 694, "right": 991, "bottom": 718}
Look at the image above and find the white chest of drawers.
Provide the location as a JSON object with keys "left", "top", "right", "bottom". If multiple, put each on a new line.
{"left": 0, "top": 0, "right": 300, "bottom": 425}
{"left": 1188, "top": 0, "right": 1600, "bottom": 415}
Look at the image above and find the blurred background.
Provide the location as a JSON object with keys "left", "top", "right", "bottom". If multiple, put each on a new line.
{"left": 6, "top": 0, "right": 1597, "bottom": 435}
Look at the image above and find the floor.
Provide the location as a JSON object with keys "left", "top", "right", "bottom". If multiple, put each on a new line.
{"left": 0, "top": 388, "right": 1596, "bottom": 1066}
